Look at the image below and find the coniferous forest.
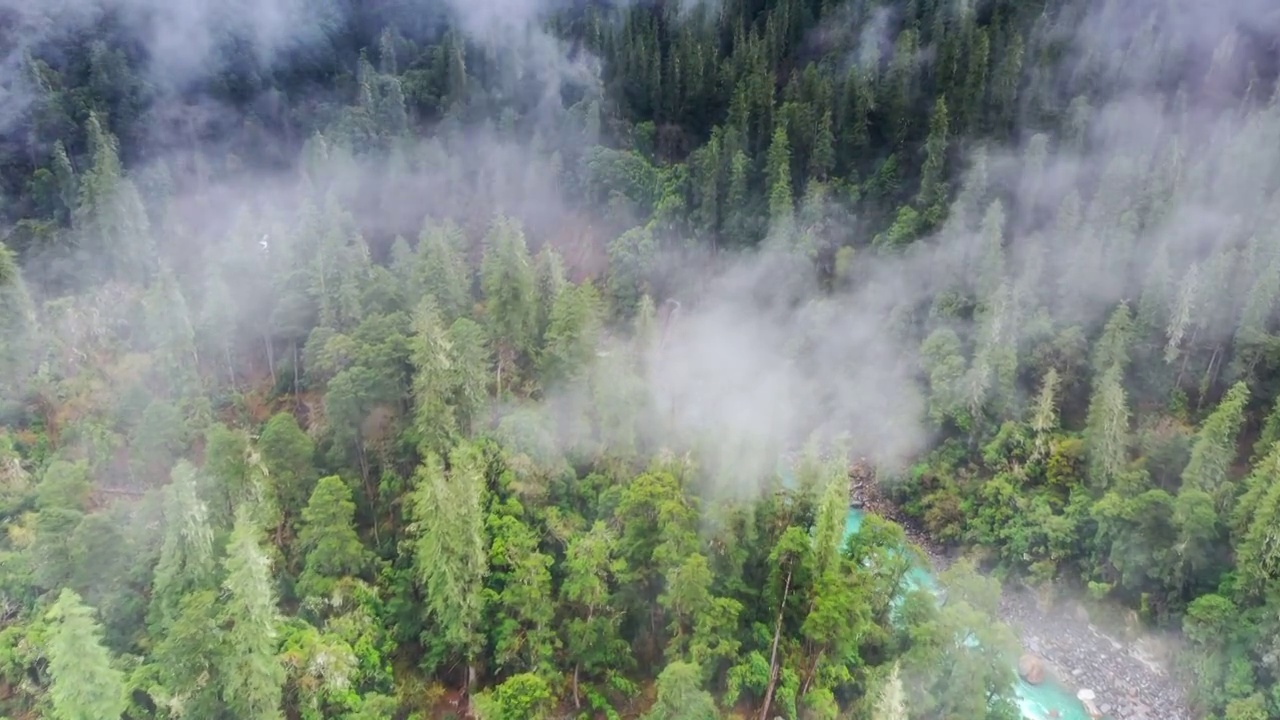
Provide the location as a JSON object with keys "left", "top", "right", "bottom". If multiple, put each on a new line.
{"left": 2, "top": 0, "right": 1280, "bottom": 718}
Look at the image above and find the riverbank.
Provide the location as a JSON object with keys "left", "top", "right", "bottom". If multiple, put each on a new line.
{"left": 852, "top": 482, "right": 1192, "bottom": 720}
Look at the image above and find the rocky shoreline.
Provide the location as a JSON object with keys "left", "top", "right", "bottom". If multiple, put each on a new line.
{"left": 851, "top": 479, "right": 1192, "bottom": 720}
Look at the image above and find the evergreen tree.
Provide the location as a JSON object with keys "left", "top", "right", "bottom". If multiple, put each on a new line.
{"left": 766, "top": 125, "right": 795, "bottom": 234}
{"left": 644, "top": 661, "right": 717, "bottom": 720}
{"left": 219, "top": 508, "right": 286, "bottom": 720}
{"left": 148, "top": 461, "right": 216, "bottom": 632}
{"left": 44, "top": 589, "right": 126, "bottom": 720}
{"left": 916, "top": 96, "right": 951, "bottom": 228}
{"left": 0, "top": 243, "right": 35, "bottom": 401}
{"left": 296, "top": 475, "right": 370, "bottom": 599}
{"left": 481, "top": 215, "right": 538, "bottom": 395}
{"left": 412, "top": 443, "right": 489, "bottom": 689}
{"left": 415, "top": 218, "right": 473, "bottom": 320}
{"left": 74, "top": 113, "right": 154, "bottom": 284}
{"left": 257, "top": 412, "right": 317, "bottom": 542}
{"left": 1085, "top": 365, "right": 1130, "bottom": 489}
{"left": 1181, "top": 382, "right": 1249, "bottom": 506}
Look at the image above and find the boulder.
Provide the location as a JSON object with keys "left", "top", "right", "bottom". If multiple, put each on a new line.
{"left": 1019, "top": 654, "right": 1046, "bottom": 685}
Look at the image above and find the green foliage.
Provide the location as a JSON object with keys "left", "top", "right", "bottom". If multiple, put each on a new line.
{"left": 220, "top": 508, "right": 286, "bottom": 720}
{"left": 6, "top": 2, "right": 1280, "bottom": 718}
{"left": 645, "top": 661, "right": 717, "bottom": 720}
{"left": 44, "top": 589, "right": 126, "bottom": 720}
{"left": 297, "top": 476, "right": 370, "bottom": 599}
{"left": 411, "top": 444, "right": 488, "bottom": 674}
{"left": 473, "top": 673, "right": 554, "bottom": 720}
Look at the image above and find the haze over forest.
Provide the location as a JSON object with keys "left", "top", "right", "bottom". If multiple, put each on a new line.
{"left": 2, "top": 0, "right": 1280, "bottom": 718}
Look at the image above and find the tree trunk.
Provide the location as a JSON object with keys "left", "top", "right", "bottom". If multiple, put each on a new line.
{"left": 292, "top": 340, "right": 301, "bottom": 407}
{"left": 1175, "top": 327, "right": 1199, "bottom": 389}
{"left": 759, "top": 565, "right": 793, "bottom": 720}
{"left": 356, "top": 438, "right": 379, "bottom": 546}
{"left": 264, "top": 333, "right": 276, "bottom": 386}
{"left": 1198, "top": 345, "right": 1223, "bottom": 412}
{"left": 801, "top": 649, "right": 823, "bottom": 697}
{"left": 572, "top": 663, "right": 581, "bottom": 709}
{"left": 225, "top": 345, "right": 238, "bottom": 392}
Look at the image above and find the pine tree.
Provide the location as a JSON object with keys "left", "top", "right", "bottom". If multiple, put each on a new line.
{"left": 410, "top": 298, "right": 458, "bottom": 457}
{"left": 724, "top": 148, "right": 753, "bottom": 245}
{"left": 1234, "top": 443, "right": 1280, "bottom": 592}
{"left": 692, "top": 131, "right": 722, "bottom": 235}
{"left": 644, "top": 661, "right": 717, "bottom": 720}
{"left": 540, "top": 283, "right": 603, "bottom": 387}
{"left": 490, "top": 514, "right": 556, "bottom": 674}
{"left": 560, "top": 521, "right": 626, "bottom": 706}
{"left": 45, "top": 589, "right": 126, "bottom": 720}
{"left": 766, "top": 125, "right": 795, "bottom": 235}
{"left": 916, "top": 96, "right": 951, "bottom": 227}
{"left": 149, "top": 461, "right": 216, "bottom": 632}
{"left": 533, "top": 245, "right": 568, "bottom": 349}
{"left": 412, "top": 443, "right": 489, "bottom": 690}
{"left": 219, "top": 508, "right": 286, "bottom": 720}
{"left": 809, "top": 110, "right": 835, "bottom": 181}
{"left": 1085, "top": 365, "right": 1130, "bottom": 489}
{"left": 1181, "top": 381, "right": 1249, "bottom": 505}
{"left": 975, "top": 199, "right": 1006, "bottom": 302}
{"left": 446, "top": 316, "right": 491, "bottom": 437}
{"left": 257, "top": 412, "right": 317, "bottom": 540}
{"left": 0, "top": 242, "right": 35, "bottom": 400}
{"left": 415, "top": 218, "right": 473, "bottom": 320}
{"left": 481, "top": 215, "right": 538, "bottom": 395}
{"left": 75, "top": 113, "right": 154, "bottom": 284}
{"left": 1093, "top": 304, "right": 1135, "bottom": 376}
{"left": 145, "top": 264, "right": 201, "bottom": 405}
{"left": 1253, "top": 394, "right": 1280, "bottom": 462}
{"left": 296, "top": 475, "right": 370, "bottom": 599}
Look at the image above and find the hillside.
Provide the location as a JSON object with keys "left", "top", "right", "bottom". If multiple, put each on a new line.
{"left": 1, "top": 0, "right": 1279, "bottom": 718}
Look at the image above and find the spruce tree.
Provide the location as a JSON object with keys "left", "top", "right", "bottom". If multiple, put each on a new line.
{"left": 296, "top": 475, "right": 370, "bottom": 599}
{"left": 45, "top": 589, "right": 126, "bottom": 720}
{"left": 219, "top": 508, "right": 285, "bottom": 720}
{"left": 412, "top": 443, "right": 489, "bottom": 690}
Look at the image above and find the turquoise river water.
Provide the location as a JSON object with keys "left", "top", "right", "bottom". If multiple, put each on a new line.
{"left": 842, "top": 510, "right": 1094, "bottom": 720}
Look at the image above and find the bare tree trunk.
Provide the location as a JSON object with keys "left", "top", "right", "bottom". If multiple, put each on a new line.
{"left": 264, "top": 333, "right": 276, "bottom": 386}
{"left": 293, "top": 340, "right": 301, "bottom": 407}
{"left": 356, "top": 438, "right": 379, "bottom": 546}
{"left": 759, "top": 565, "right": 794, "bottom": 720}
{"left": 800, "top": 649, "right": 823, "bottom": 697}
{"left": 572, "top": 663, "right": 581, "bottom": 709}
{"left": 1175, "top": 327, "right": 1199, "bottom": 390}
{"left": 225, "top": 345, "right": 238, "bottom": 392}
{"left": 1198, "top": 345, "right": 1223, "bottom": 412}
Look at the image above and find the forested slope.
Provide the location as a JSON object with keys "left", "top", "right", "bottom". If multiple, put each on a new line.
{"left": 1, "top": 0, "right": 1279, "bottom": 718}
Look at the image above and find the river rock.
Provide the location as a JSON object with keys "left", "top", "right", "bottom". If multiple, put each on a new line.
{"left": 1018, "top": 653, "right": 1046, "bottom": 684}
{"left": 853, "top": 494, "right": 1191, "bottom": 719}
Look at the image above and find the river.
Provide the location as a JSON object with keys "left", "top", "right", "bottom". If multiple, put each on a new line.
{"left": 843, "top": 509, "right": 1096, "bottom": 720}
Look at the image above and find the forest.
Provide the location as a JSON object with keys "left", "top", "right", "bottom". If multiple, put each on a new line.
{"left": 1, "top": 0, "right": 1280, "bottom": 718}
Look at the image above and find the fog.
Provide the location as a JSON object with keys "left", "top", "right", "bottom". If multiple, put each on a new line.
{"left": 5, "top": 0, "right": 1280, "bottom": 504}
